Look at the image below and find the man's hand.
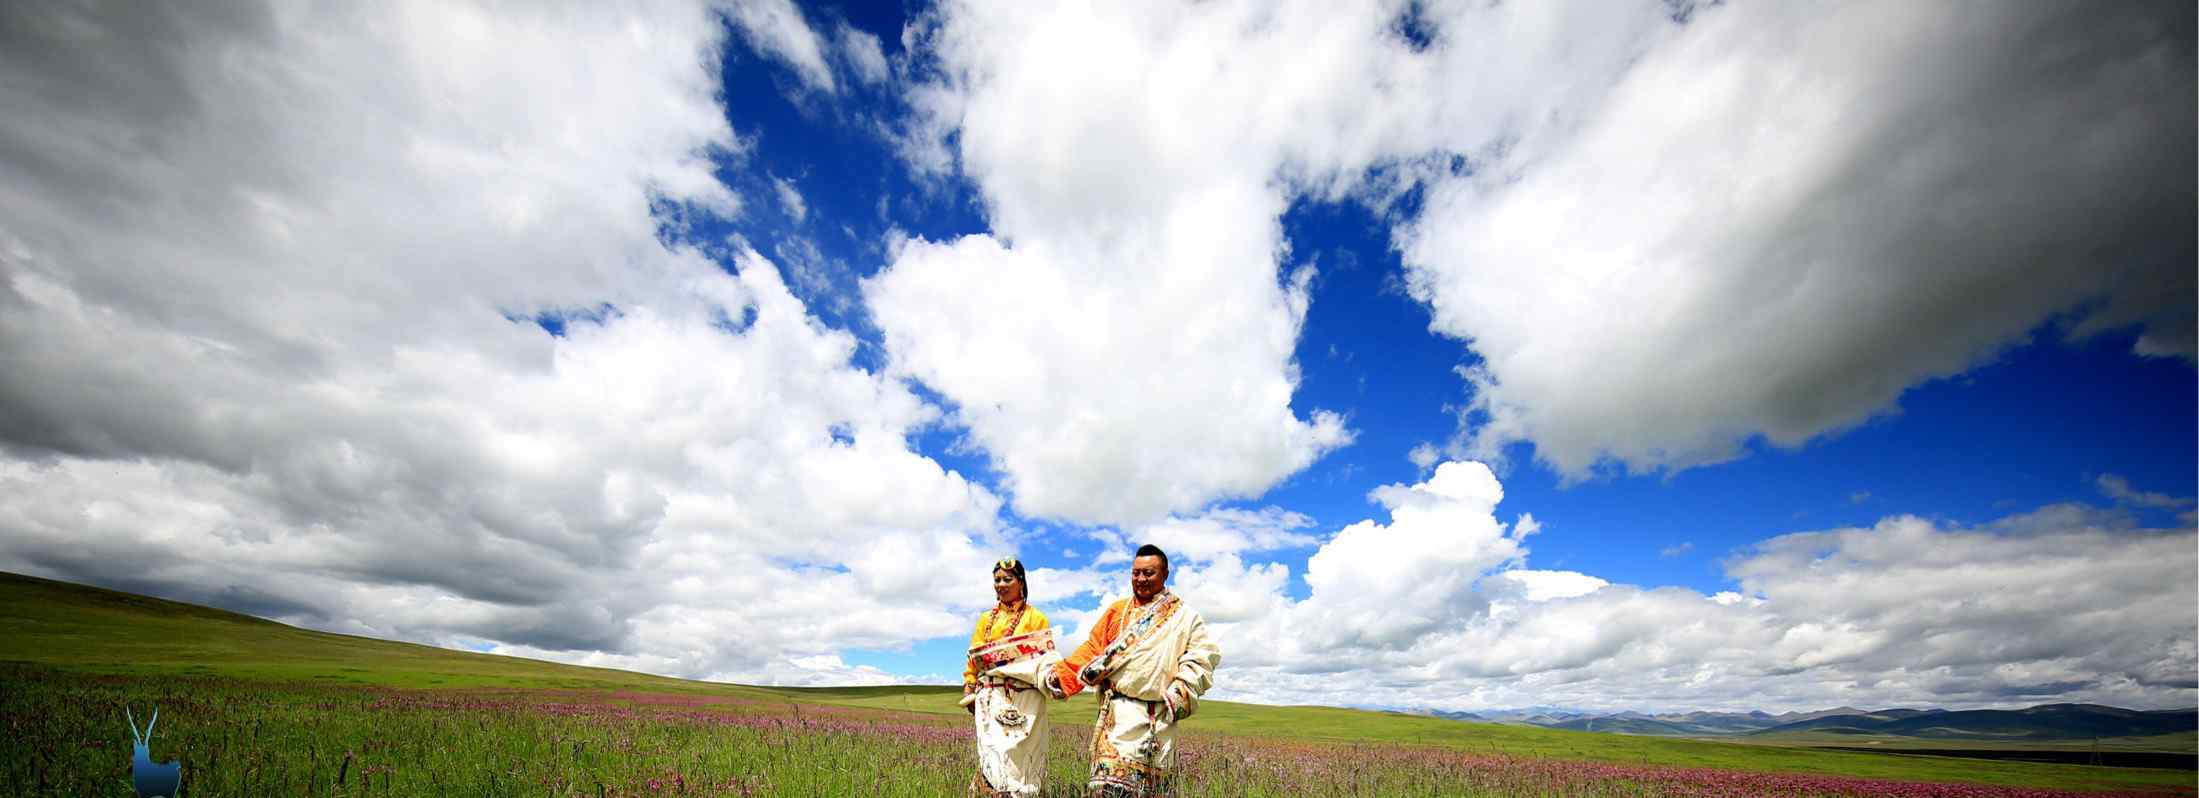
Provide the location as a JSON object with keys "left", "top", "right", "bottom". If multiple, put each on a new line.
{"left": 1163, "top": 680, "right": 1196, "bottom": 721}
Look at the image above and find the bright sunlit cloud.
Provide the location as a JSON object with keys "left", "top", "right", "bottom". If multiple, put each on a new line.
{"left": 0, "top": 0, "right": 2189, "bottom": 713}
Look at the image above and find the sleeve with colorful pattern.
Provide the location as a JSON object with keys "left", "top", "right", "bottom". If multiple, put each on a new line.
{"left": 1048, "top": 600, "right": 1122, "bottom": 698}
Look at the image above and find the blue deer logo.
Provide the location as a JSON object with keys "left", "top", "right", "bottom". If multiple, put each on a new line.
{"left": 126, "top": 706, "right": 182, "bottom": 798}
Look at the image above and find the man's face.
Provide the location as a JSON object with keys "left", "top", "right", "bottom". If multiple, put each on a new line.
{"left": 1130, "top": 555, "right": 1167, "bottom": 602}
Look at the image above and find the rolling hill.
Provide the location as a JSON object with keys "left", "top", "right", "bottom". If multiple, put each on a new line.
{"left": 1433, "top": 703, "right": 2192, "bottom": 744}
{"left": 1750, "top": 704, "right": 2197, "bottom": 741}
{"left": 1, "top": 569, "right": 2192, "bottom": 792}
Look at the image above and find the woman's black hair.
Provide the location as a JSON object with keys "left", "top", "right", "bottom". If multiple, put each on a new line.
{"left": 993, "top": 557, "right": 1028, "bottom": 602}
{"left": 1133, "top": 544, "right": 1168, "bottom": 573}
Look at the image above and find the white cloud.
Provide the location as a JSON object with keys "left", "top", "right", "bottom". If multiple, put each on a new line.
{"left": 2098, "top": 473, "right": 2193, "bottom": 510}
{"left": 0, "top": 0, "right": 1024, "bottom": 685}
{"left": 885, "top": 0, "right": 2189, "bottom": 503}
{"left": 879, "top": 0, "right": 1556, "bottom": 524}
{"left": 1658, "top": 542, "right": 1693, "bottom": 558}
{"left": 1399, "top": 1, "right": 2194, "bottom": 478}
{"left": 866, "top": 233, "right": 1352, "bottom": 524}
{"left": 3, "top": 0, "right": 2188, "bottom": 717}
{"left": 1190, "top": 462, "right": 2197, "bottom": 712}
{"left": 725, "top": 0, "right": 837, "bottom": 94}
{"left": 883, "top": 0, "right": 2190, "bottom": 505}
{"left": 1485, "top": 569, "right": 1607, "bottom": 603}
{"left": 1407, "top": 441, "right": 1441, "bottom": 471}
{"left": 835, "top": 23, "right": 890, "bottom": 86}
{"left": 772, "top": 176, "right": 807, "bottom": 222}
{"left": 1063, "top": 458, "right": 2182, "bottom": 712}
{"left": 1024, "top": 565, "right": 1113, "bottom": 607}
{"left": 1222, "top": 462, "right": 1529, "bottom": 661}
{"left": 1172, "top": 554, "right": 1294, "bottom": 626}
{"left": 1129, "top": 506, "right": 1320, "bottom": 563}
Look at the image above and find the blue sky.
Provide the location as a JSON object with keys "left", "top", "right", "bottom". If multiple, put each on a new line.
{"left": 714, "top": 0, "right": 2195, "bottom": 654}
{"left": 0, "top": 0, "right": 2190, "bottom": 713}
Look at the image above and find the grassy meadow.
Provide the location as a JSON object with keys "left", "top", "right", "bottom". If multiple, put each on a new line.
{"left": 2, "top": 571, "right": 2191, "bottom": 797}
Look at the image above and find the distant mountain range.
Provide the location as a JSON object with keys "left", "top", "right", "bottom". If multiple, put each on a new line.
{"left": 1420, "top": 703, "right": 2197, "bottom": 741}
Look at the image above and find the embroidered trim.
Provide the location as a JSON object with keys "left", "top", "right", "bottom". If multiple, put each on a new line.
{"left": 1087, "top": 753, "right": 1173, "bottom": 797}
{"left": 1079, "top": 592, "right": 1179, "bottom": 686}
{"left": 970, "top": 771, "right": 1018, "bottom": 798}
{"left": 1086, "top": 692, "right": 1176, "bottom": 798}
{"left": 970, "top": 628, "right": 1056, "bottom": 673}
{"left": 969, "top": 604, "right": 1038, "bottom": 676}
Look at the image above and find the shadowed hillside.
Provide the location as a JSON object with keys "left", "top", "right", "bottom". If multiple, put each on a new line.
{"left": 1750, "top": 705, "right": 2196, "bottom": 741}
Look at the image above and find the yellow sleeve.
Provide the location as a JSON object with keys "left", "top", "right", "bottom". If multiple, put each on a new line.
{"left": 1022, "top": 606, "right": 1050, "bottom": 633}
{"left": 962, "top": 609, "right": 992, "bottom": 692}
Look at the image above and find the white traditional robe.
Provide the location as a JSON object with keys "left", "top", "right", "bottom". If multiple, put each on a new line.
{"left": 1048, "top": 592, "right": 1220, "bottom": 797}
{"left": 965, "top": 630, "right": 1059, "bottom": 796}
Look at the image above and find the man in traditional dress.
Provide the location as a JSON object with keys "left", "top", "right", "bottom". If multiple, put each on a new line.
{"left": 1045, "top": 544, "right": 1221, "bottom": 798}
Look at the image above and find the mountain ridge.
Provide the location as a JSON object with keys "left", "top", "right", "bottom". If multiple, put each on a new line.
{"left": 1416, "top": 703, "right": 2195, "bottom": 741}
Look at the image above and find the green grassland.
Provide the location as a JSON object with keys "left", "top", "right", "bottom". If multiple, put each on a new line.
{"left": 2, "top": 571, "right": 2190, "bottom": 795}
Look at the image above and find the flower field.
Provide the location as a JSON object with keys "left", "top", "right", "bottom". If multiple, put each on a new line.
{"left": 4, "top": 666, "right": 2188, "bottom": 798}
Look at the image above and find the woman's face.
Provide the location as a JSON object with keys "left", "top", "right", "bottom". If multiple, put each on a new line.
{"left": 992, "top": 569, "right": 1024, "bottom": 605}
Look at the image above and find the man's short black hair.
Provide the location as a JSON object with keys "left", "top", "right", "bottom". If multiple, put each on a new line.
{"left": 1134, "top": 544, "right": 1168, "bottom": 572}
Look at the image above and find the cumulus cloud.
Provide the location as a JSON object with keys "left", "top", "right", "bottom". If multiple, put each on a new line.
{"left": 867, "top": 0, "right": 1664, "bottom": 523}
{"left": 866, "top": 235, "right": 1353, "bottom": 525}
{"left": 0, "top": 0, "right": 1019, "bottom": 685}
{"left": 5, "top": 0, "right": 2189, "bottom": 715}
{"left": 877, "top": 0, "right": 1557, "bottom": 524}
{"left": 1188, "top": 462, "right": 2196, "bottom": 712}
{"left": 1041, "top": 506, "right": 1321, "bottom": 641}
{"left": 1400, "top": 1, "right": 2194, "bottom": 477}
{"left": 1127, "top": 506, "right": 1321, "bottom": 563}
{"left": 1166, "top": 462, "right": 1534, "bottom": 669}
{"left": 889, "top": 0, "right": 2190, "bottom": 490}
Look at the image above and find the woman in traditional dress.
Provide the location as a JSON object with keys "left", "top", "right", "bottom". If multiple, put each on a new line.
{"left": 962, "top": 557, "right": 1057, "bottom": 797}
